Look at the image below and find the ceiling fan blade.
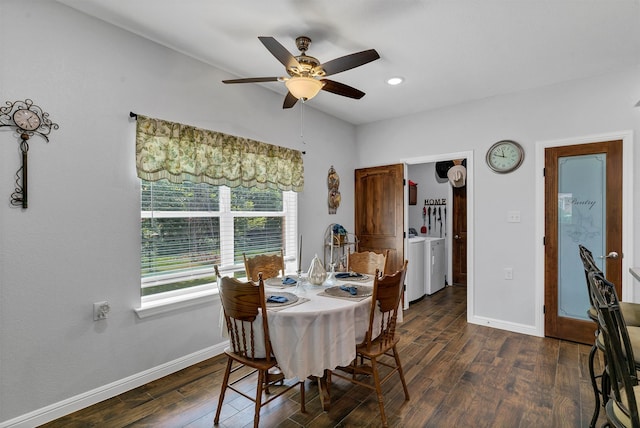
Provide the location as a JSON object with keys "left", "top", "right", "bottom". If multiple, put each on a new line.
{"left": 283, "top": 92, "right": 298, "bottom": 109}
{"left": 258, "top": 36, "right": 301, "bottom": 70}
{"left": 222, "top": 77, "right": 280, "bottom": 84}
{"left": 320, "top": 79, "right": 365, "bottom": 99}
{"left": 320, "top": 49, "right": 380, "bottom": 77}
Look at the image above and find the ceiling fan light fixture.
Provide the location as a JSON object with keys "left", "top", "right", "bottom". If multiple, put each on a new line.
{"left": 285, "top": 76, "right": 324, "bottom": 100}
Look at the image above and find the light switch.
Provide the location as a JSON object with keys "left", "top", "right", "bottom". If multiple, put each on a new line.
{"left": 504, "top": 268, "right": 513, "bottom": 280}
{"left": 507, "top": 210, "right": 521, "bottom": 223}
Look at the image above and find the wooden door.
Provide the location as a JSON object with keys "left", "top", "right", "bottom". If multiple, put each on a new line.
{"left": 452, "top": 185, "right": 467, "bottom": 285}
{"left": 545, "top": 140, "right": 623, "bottom": 344}
{"left": 354, "top": 164, "right": 404, "bottom": 273}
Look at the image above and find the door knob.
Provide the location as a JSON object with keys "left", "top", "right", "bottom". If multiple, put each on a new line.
{"left": 454, "top": 235, "right": 460, "bottom": 239}
{"left": 600, "top": 251, "right": 620, "bottom": 259}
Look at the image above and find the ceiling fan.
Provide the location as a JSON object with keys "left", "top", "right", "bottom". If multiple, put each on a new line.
{"left": 222, "top": 36, "right": 380, "bottom": 109}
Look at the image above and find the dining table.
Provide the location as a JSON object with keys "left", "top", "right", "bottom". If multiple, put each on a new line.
{"left": 263, "top": 273, "right": 376, "bottom": 411}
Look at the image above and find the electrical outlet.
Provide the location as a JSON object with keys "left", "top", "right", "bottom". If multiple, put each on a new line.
{"left": 93, "top": 301, "right": 110, "bottom": 321}
{"left": 507, "top": 210, "right": 521, "bottom": 223}
{"left": 504, "top": 268, "right": 513, "bottom": 280}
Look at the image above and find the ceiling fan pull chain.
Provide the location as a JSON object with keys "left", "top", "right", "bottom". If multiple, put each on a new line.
{"left": 300, "top": 101, "right": 306, "bottom": 147}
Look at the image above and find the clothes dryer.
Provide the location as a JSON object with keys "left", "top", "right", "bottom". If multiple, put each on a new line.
{"left": 424, "top": 237, "right": 446, "bottom": 295}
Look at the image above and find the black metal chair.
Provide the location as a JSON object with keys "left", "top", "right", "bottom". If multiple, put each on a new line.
{"left": 588, "top": 271, "right": 640, "bottom": 428}
{"left": 579, "top": 244, "right": 640, "bottom": 427}
{"left": 579, "top": 244, "right": 608, "bottom": 427}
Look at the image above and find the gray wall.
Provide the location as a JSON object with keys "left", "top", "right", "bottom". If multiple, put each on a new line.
{"left": 0, "top": 1, "right": 358, "bottom": 424}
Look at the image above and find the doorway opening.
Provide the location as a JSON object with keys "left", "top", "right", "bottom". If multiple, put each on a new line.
{"left": 402, "top": 151, "right": 474, "bottom": 318}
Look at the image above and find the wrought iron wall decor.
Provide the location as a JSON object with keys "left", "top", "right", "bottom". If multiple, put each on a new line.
{"left": 0, "top": 99, "right": 58, "bottom": 208}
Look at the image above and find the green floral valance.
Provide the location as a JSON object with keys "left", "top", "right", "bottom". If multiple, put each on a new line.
{"left": 135, "top": 115, "right": 304, "bottom": 192}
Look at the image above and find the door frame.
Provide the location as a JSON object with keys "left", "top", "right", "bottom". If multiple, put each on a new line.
{"left": 401, "top": 150, "right": 475, "bottom": 320}
{"left": 535, "top": 130, "right": 634, "bottom": 337}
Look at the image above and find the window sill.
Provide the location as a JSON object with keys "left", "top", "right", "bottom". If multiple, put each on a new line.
{"left": 134, "top": 287, "right": 220, "bottom": 319}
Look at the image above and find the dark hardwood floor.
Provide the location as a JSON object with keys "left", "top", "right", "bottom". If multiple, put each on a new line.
{"left": 41, "top": 285, "right": 606, "bottom": 427}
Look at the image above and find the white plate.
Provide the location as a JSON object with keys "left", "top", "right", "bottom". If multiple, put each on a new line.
{"left": 334, "top": 272, "right": 370, "bottom": 281}
{"left": 265, "top": 276, "right": 297, "bottom": 287}
{"left": 324, "top": 284, "right": 373, "bottom": 298}
{"left": 265, "top": 291, "right": 298, "bottom": 307}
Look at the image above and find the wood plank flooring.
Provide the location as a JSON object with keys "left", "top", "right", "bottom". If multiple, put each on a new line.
{"left": 40, "top": 285, "right": 606, "bottom": 427}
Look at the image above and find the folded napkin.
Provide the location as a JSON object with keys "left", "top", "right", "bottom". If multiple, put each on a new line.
{"left": 267, "top": 295, "right": 289, "bottom": 303}
{"left": 335, "top": 272, "right": 363, "bottom": 279}
{"left": 282, "top": 277, "right": 297, "bottom": 285}
{"left": 340, "top": 285, "right": 358, "bottom": 295}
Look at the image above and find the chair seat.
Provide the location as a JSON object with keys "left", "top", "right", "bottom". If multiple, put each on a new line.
{"left": 621, "top": 302, "right": 640, "bottom": 327}
{"left": 356, "top": 335, "right": 400, "bottom": 358}
{"left": 607, "top": 384, "right": 640, "bottom": 427}
{"left": 597, "top": 326, "right": 640, "bottom": 366}
{"left": 590, "top": 303, "right": 640, "bottom": 326}
{"left": 224, "top": 349, "right": 279, "bottom": 371}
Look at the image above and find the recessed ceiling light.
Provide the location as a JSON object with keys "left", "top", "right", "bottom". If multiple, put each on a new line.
{"left": 387, "top": 77, "right": 404, "bottom": 86}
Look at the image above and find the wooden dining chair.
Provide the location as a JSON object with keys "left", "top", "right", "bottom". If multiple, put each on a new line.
{"left": 589, "top": 271, "right": 640, "bottom": 428}
{"left": 348, "top": 249, "right": 388, "bottom": 276}
{"left": 214, "top": 274, "right": 305, "bottom": 428}
{"left": 243, "top": 249, "right": 285, "bottom": 282}
{"left": 331, "top": 260, "right": 410, "bottom": 427}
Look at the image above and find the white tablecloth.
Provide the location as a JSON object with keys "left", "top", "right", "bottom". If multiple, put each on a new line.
{"left": 266, "top": 281, "right": 373, "bottom": 380}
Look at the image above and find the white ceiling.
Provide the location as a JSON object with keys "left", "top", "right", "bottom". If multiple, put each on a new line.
{"left": 57, "top": 0, "right": 640, "bottom": 125}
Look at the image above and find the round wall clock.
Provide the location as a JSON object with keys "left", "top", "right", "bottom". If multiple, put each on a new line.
{"left": 486, "top": 140, "right": 524, "bottom": 173}
{"left": 13, "top": 108, "right": 41, "bottom": 131}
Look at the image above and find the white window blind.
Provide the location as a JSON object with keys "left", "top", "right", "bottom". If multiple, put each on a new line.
{"left": 141, "top": 179, "right": 297, "bottom": 297}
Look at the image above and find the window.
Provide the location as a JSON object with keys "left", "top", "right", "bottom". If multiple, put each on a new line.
{"left": 141, "top": 179, "right": 297, "bottom": 298}
{"left": 134, "top": 115, "right": 304, "bottom": 308}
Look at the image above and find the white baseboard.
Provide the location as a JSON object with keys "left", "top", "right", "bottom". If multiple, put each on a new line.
{"left": 467, "top": 314, "right": 542, "bottom": 337}
{"left": 0, "top": 342, "right": 227, "bottom": 428}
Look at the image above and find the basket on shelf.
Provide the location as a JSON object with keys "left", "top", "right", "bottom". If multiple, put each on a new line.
{"left": 332, "top": 223, "right": 348, "bottom": 245}
{"left": 324, "top": 224, "right": 358, "bottom": 270}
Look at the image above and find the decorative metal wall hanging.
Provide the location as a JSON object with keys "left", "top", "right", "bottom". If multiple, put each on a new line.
{"left": 327, "top": 165, "right": 341, "bottom": 214}
{"left": 0, "top": 99, "right": 58, "bottom": 208}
